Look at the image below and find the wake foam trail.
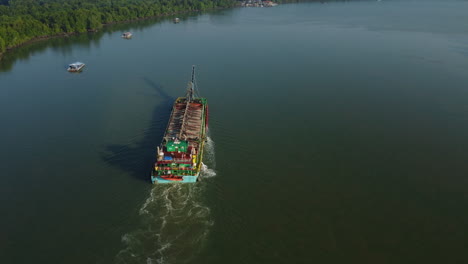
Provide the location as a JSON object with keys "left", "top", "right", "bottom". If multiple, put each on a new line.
{"left": 200, "top": 136, "right": 217, "bottom": 179}
{"left": 116, "top": 184, "right": 213, "bottom": 264}
{"left": 201, "top": 163, "right": 217, "bottom": 178}
{"left": 204, "top": 136, "right": 216, "bottom": 167}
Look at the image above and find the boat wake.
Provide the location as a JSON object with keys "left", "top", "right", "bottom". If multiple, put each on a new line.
{"left": 116, "top": 184, "right": 213, "bottom": 264}
{"left": 201, "top": 163, "right": 217, "bottom": 178}
{"left": 116, "top": 138, "right": 216, "bottom": 264}
{"left": 201, "top": 136, "right": 217, "bottom": 179}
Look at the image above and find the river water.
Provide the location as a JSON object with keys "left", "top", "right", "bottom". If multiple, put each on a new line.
{"left": 1, "top": 1, "right": 468, "bottom": 263}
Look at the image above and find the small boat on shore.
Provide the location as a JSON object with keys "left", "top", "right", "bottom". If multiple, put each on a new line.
{"left": 173, "top": 17, "right": 180, "bottom": 23}
{"left": 121, "top": 32, "right": 132, "bottom": 39}
{"left": 67, "top": 62, "right": 85, "bottom": 72}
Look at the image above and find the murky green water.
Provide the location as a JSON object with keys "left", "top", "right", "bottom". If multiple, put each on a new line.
{"left": 1, "top": 1, "right": 468, "bottom": 263}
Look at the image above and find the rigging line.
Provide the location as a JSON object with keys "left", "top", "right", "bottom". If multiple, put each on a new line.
{"left": 192, "top": 65, "right": 201, "bottom": 98}
{"left": 194, "top": 76, "right": 201, "bottom": 98}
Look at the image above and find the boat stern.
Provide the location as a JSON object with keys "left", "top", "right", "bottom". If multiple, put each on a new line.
{"left": 151, "top": 175, "right": 198, "bottom": 183}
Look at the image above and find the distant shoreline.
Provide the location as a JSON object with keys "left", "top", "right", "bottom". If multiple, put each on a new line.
{"left": 0, "top": 6, "right": 232, "bottom": 61}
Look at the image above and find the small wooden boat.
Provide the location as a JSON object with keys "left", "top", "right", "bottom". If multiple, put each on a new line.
{"left": 121, "top": 32, "right": 132, "bottom": 39}
{"left": 67, "top": 62, "right": 85, "bottom": 72}
{"left": 173, "top": 17, "right": 180, "bottom": 23}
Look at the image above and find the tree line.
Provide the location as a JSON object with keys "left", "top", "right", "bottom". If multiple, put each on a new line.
{"left": 0, "top": 0, "right": 237, "bottom": 55}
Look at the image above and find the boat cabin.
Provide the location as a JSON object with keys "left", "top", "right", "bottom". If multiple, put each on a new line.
{"left": 67, "top": 62, "right": 85, "bottom": 72}
{"left": 121, "top": 32, "right": 132, "bottom": 39}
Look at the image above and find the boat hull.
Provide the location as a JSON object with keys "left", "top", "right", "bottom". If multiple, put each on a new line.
{"left": 151, "top": 96, "right": 208, "bottom": 184}
{"left": 151, "top": 174, "right": 199, "bottom": 183}
{"left": 67, "top": 65, "right": 85, "bottom": 72}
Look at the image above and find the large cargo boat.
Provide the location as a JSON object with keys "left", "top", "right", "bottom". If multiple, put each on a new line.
{"left": 151, "top": 66, "right": 209, "bottom": 183}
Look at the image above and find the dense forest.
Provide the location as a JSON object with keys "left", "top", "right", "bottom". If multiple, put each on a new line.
{"left": 0, "top": 0, "right": 237, "bottom": 55}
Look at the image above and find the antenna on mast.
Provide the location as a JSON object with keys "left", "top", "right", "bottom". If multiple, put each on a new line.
{"left": 191, "top": 65, "right": 195, "bottom": 84}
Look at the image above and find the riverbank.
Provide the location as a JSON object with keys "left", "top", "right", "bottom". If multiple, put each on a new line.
{"left": 0, "top": 7, "right": 237, "bottom": 61}
{"left": 0, "top": 0, "right": 238, "bottom": 60}
{"left": 0, "top": 33, "right": 78, "bottom": 60}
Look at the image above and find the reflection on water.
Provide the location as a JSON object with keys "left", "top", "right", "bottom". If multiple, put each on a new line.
{"left": 0, "top": 13, "right": 194, "bottom": 74}
{"left": 0, "top": 32, "right": 104, "bottom": 73}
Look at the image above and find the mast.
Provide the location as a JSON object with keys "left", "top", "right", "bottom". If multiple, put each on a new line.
{"left": 180, "top": 66, "right": 196, "bottom": 139}
{"left": 186, "top": 65, "right": 196, "bottom": 102}
{"left": 191, "top": 65, "right": 195, "bottom": 84}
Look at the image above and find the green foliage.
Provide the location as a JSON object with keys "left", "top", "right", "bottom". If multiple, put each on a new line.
{"left": 0, "top": 35, "right": 5, "bottom": 51}
{"left": 0, "top": 0, "right": 237, "bottom": 54}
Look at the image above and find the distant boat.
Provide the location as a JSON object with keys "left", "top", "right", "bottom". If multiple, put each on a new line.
{"left": 173, "top": 17, "right": 180, "bottom": 23}
{"left": 121, "top": 32, "right": 132, "bottom": 39}
{"left": 67, "top": 62, "right": 85, "bottom": 72}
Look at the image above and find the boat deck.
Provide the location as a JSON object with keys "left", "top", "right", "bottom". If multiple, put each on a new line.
{"left": 164, "top": 100, "right": 204, "bottom": 144}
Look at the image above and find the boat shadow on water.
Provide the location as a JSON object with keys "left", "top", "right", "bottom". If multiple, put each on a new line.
{"left": 101, "top": 78, "right": 214, "bottom": 264}
{"left": 101, "top": 77, "right": 174, "bottom": 182}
